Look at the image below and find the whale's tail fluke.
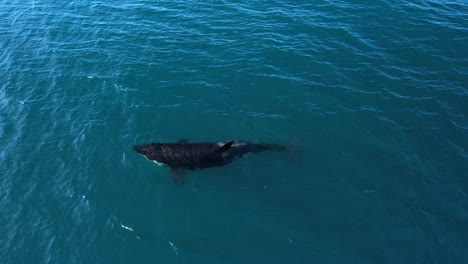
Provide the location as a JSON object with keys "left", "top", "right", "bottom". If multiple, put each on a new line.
{"left": 284, "top": 135, "right": 302, "bottom": 164}
{"left": 262, "top": 143, "right": 288, "bottom": 152}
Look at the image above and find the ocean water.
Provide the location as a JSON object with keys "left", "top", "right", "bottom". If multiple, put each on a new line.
{"left": 1, "top": 0, "right": 467, "bottom": 263}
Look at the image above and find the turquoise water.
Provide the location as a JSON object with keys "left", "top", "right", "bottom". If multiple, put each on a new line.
{"left": 1, "top": 0, "right": 467, "bottom": 263}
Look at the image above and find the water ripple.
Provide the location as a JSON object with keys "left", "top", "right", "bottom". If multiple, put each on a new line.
{"left": 1, "top": 0, "right": 468, "bottom": 263}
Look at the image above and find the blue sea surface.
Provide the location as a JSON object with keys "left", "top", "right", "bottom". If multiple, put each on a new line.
{"left": 1, "top": 0, "right": 467, "bottom": 263}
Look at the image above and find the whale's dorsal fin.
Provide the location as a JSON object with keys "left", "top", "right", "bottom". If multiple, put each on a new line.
{"left": 216, "top": 141, "right": 233, "bottom": 153}
{"left": 177, "top": 139, "right": 188, "bottom": 144}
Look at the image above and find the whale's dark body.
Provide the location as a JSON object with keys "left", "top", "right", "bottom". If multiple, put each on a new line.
{"left": 133, "top": 140, "right": 286, "bottom": 185}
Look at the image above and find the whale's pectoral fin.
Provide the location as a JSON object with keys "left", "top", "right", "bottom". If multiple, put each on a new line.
{"left": 177, "top": 139, "right": 189, "bottom": 144}
{"left": 170, "top": 168, "right": 185, "bottom": 186}
{"left": 216, "top": 141, "right": 234, "bottom": 153}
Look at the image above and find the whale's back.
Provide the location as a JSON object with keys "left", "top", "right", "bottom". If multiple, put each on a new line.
{"left": 134, "top": 142, "right": 224, "bottom": 170}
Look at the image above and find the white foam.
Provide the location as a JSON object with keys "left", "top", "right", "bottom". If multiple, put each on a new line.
{"left": 168, "top": 241, "right": 178, "bottom": 255}
{"left": 141, "top": 154, "right": 165, "bottom": 166}
{"left": 152, "top": 160, "right": 165, "bottom": 166}
{"left": 121, "top": 224, "right": 133, "bottom": 232}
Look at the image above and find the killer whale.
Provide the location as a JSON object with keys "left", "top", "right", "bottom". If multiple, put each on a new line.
{"left": 133, "top": 140, "right": 287, "bottom": 185}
